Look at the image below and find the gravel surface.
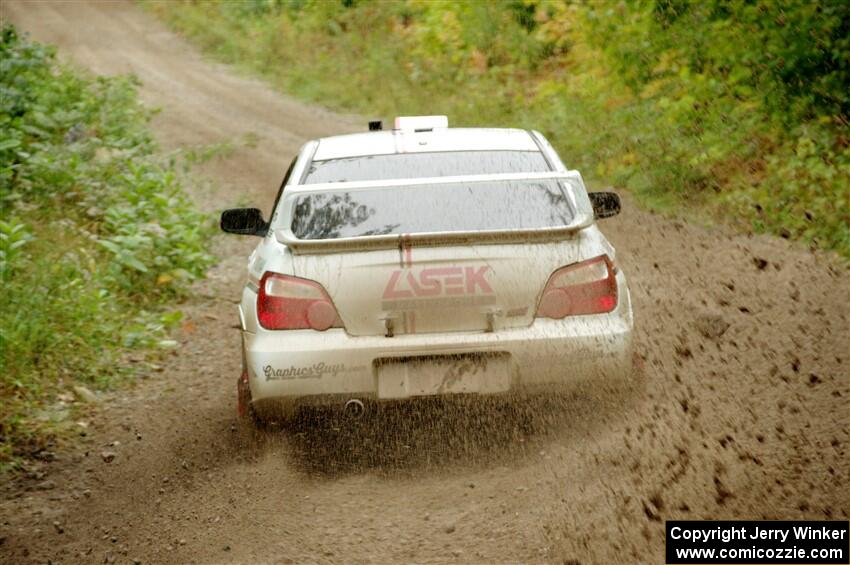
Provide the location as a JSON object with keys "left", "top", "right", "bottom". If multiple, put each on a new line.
{"left": 2, "top": 1, "right": 848, "bottom": 563}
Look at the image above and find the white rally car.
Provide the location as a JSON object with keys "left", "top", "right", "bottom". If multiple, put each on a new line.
{"left": 221, "top": 116, "right": 633, "bottom": 423}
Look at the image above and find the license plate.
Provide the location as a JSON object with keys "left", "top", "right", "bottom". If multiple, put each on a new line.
{"left": 376, "top": 354, "right": 511, "bottom": 399}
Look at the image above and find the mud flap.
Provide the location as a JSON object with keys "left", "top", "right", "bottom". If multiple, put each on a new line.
{"left": 237, "top": 331, "right": 251, "bottom": 417}
{"left": 237, "top": 369, "right": 251, "bottom": 418}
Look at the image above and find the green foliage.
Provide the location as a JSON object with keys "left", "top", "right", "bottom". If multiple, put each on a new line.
{"left": 0, "top": 219, "right": 32, "bottom": 280}
{"left": 0, "top": 26, "right": 213, "bottom": 469}
{"left": 572, "top": 0, "right": 850, "bottom": 251}
{"left": 147, "top": 0, "right": 849, "bottom": 257}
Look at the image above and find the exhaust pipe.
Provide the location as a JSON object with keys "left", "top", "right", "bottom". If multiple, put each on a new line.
{"left": 343, "top": 398, "right": 365, "bottom": 419}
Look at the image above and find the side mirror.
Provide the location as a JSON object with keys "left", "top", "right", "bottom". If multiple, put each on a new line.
{"left": 588, "top": 192, "right": 621, "bottom": 219}
{"left": 220, "top": 208, "right": 269, "bottom": 236}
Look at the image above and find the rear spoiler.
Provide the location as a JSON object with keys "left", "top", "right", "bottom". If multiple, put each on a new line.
{"left": 275, "top": 172, "right": 595, "bottom": 255}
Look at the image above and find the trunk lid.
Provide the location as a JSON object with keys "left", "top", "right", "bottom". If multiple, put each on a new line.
{"left": 291, "top": 241, "right": 580, "bottom": 336}
{"left": 278, "top": 172, "right": 595, "bottom": 336}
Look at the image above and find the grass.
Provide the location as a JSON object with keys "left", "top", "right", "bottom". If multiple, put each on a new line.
{"left": 0, "top": 26, "right": 214, "bottom": 471}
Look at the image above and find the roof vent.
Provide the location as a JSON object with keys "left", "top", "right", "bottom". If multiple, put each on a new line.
{"left": 393, "top": 115, "right": 448, "bottom": 132}
{"left": 368, "top": 120, "right": 383, "bottom": 131}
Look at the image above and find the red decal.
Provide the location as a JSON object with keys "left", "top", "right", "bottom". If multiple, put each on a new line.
{"left": 404, "top": 236, "right": 413, "bottom": 267}
{"left": 465, "top": 266, "right": 493, "bottom": 294}
{"left": 417, "top": 267, "right": 451, "bottom": 296}
{"left": 383, "top": 270, "right": 412, "bottom": 299}
{"left": 443, "top": 270, "right": 465, "bottom": 295}
{"left": 405, "top": 270, "right": 425, "bottom": 295}
{"left": 383, "top": 266, "right": 493, "bottom": 299}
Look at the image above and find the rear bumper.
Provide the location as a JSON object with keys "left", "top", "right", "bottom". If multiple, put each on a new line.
{"left": 243, "top": 283, "right": 633, "bottom": 407}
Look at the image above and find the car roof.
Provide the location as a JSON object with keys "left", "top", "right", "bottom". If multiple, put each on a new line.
{"left": 312, "top": 127, "right": 540, "bottom": 161}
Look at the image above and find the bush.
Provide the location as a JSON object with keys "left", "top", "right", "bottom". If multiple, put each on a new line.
{"left": 0, "top": 26, "right": 213, "bottom": 469}
{"left": 147, "top": 0, "right": 849, "bottom": 257}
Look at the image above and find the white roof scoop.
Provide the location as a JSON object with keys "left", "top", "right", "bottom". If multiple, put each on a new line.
{"left": 393, "top": 115, "right": 448, "bottom": 131}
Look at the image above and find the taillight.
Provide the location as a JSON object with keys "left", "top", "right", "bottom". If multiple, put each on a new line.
{"left": 536, "top": 255, "right": 618, "bottom": 319}
{"left": 257, "top": 272, "right": 343, "bottom": 331}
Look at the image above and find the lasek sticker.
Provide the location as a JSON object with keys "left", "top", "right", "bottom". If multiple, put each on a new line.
{"left": 383, "top": 266, "right": 493, "bottom": 299}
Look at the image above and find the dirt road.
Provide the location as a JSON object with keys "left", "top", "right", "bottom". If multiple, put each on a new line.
{"left": 2, "top": 1, "right": 848, "bottom": 563}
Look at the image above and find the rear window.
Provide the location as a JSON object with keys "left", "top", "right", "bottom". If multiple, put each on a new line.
{"left": 290, "top": 179, "right": 575, "bottom": 240}
{"left": 303, "top": 151, "right": 550, "bottom": 184}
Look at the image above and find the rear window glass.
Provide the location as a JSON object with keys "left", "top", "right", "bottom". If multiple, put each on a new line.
{"left": 303, "top": 151, "right": 550, "bottom": 184}
{"left": 290, "top": 179, "right": 575, "bottom": 240}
